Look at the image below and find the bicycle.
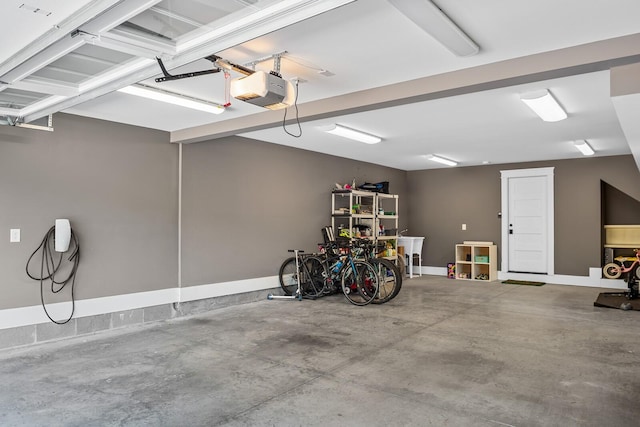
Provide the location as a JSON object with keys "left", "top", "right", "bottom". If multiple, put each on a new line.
{"left": 355, "top": 239, "right": 403, "bottom": 304}
{"left": 602, "top": 249, "right": 640, "bottom": 299}
{"left": 602, "top": 249, "right": 640, "bottom": 280}
{"left": 278, "top": 243, "right": 380, "bottom": 306}
{"left": 321, "top": 225, "right": 402, "bottom": 304}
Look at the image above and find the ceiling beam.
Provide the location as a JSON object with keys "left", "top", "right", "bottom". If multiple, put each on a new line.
{"left": 170, "top": 33, "right": 640, "bottom": 144}
{"left": 611, "top": 62, "right": 640, "bottom": 171}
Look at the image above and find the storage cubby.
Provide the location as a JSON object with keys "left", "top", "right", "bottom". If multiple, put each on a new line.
{"left": 456, "top": 245, "right": 472, "bottom": 263}
{"left": 455, "top": 242, "right": 497, "bottom": 281}
{"left": 456, "top": 262, "right": 472, "bottom": 279}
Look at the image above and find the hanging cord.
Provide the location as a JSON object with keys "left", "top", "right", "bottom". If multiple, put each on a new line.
{"left": 282, "top": 79, "right": 302, "bottom": 138}
{"left": 26, "top": 226, "right": 80, "bottom": 325}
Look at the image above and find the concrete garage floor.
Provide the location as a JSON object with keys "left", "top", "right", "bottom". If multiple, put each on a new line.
{"left": 1, "top": 276, "right": 639, "bottom": 426}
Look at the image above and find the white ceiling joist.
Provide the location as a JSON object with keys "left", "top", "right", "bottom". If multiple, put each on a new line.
{"left": 0, "top": 0, "right": 121, "bottom": 77}
{"left": 79, "top": 0, "right": 162, "bottom": 34}
{"left": 100, "top": 28, "right": 177, "bottom": 57}
{"left": 11, "top": 79, "right": 80, "bottom": 97}
{"left": 20, "top": 0, "right": 356, "bottom": 123}
{"left": 0, "top": 0, "right": 161, "bottom": 84}
{"left": 0, "top": 37, "right": 86, "bottom": 84}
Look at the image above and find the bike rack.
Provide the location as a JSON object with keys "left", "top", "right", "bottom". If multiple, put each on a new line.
{"left": 268, "top": 249, "right": 304, "bottom": 301}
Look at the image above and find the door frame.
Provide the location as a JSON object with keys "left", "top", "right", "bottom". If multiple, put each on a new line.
{"left": 500, "top": 167, "right": 555, "bottom": 275}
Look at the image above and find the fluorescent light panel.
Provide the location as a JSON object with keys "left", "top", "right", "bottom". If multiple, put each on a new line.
{"left": 428, "top": 155, "right": 457, "bottom": 166}
{"left": 388, "top": 0, "right": 479, "bottom": 56}
{"left": 118, "top": 85, "right": 225, "bottom": 114}
{"left": 520, "top": 89, "right": 567, "bottom": 122}
{"left": 325, "top": 124, "right": 381, "bottom": 144}
{"left": 574, "top": 140, "right": 595, "bottom": 156}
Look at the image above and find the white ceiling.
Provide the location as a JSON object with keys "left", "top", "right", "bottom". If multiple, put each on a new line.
{"left": 2, "top": 0, "right": 640, "bottom": 170}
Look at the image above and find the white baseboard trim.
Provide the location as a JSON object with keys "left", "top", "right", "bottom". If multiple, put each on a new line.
{"left": 498, "top": 269, "right": 628, "bottom": 289}
{"left": 0, "top": 277, "right": 279, "bottom": 331}
{"left": 420, "top": 266, "right": 448, "bottom": 276}
{"left": 414, "top": 266, "right": 628, "bottom": 290}
{"left": 178, "top": 276, "right": 279, "bottom": 302}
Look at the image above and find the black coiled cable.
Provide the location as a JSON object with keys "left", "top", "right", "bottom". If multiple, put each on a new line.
{"left": 26, "top": 226, "right": 80, "bottom": 324}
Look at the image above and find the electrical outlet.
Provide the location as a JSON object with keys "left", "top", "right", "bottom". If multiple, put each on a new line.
{"left": 461, "top": 224, "right": 467, "bottom": 231}
{"left": 10, "top": 229, "right": 20, "bottom": 242}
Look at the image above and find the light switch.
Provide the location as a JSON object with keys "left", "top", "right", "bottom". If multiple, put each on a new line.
{"left": 10, "top": 229, "right": 20, "bottom": 243}
{"left": 461, "top": 224, "right": 467, "bottom": 231}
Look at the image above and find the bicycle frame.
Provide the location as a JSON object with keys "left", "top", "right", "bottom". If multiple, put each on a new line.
{"left": 603, "top": 249, "right": 640, "bottom": 280}
{"left": 316, "top": 244, "right": 378, "bottom": 305}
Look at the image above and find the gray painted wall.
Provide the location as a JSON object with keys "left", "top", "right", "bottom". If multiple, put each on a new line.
{"left": 602, "top": 181, "right": 640, "bottom": 224}
{"left": 0, "top": 114, "right": 178, "bottom": 310}
{"left": 3, "top": 111, "right": 640, "bottom": 316}
{"left": 407, "top": 155, "right": 640, "bottom": 276}
{"left": 180, "top": 136, "right": 408, "bottom": 286}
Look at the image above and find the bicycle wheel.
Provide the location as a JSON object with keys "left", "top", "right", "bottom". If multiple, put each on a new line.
{"left": 278, "top": 257, "right": 299, "bottom": 295}
{"left": 341, "top": 260, "right": 379, "bottom": 306}
{"left": 602, "top": 262, "right": 622, "bottom": 279}
{"left": 300, "top": 256, "right": 328, "bottom": 298}
{"left": 370, "top": 258, "right": 402, "bottom": 304}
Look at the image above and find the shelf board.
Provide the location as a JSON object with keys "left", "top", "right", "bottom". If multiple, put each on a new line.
{"left": 332, "top": 189, "right": 376, "bottom": 197}
{"left": 376, "top": 193, "right": 398, "bottom": 199}
{"left": 332, "top": 213, "right": 375, "bottom": 218}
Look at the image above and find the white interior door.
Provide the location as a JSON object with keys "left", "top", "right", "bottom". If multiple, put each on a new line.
{"left": 501, "top": 168, "right": 554, "bottom": 275}
{"left": 508, "top": 176, "right": 547, "bottom": 273}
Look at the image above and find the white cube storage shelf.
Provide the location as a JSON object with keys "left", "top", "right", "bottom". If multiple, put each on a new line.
{"left": 455, "top": 242, "right": 497, "bottom": 281}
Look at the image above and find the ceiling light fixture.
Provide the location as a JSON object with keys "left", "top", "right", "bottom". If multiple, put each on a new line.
{"left": 117, "top": 85, "right": 225, "bottom": 114}
{"left": 520, "top": 89, "right": 567, "bottom": 122}
{"left": 574, "top": 140, "right": 595, "bottom": 156}
{"left": 325, "top": 124, "right": 382, "bottom": 144}
{"left": 427, "top": 155, "right": 458, "bottom": 166}
{"left": 387, "top": 0, "right": 479, "bottom": 57}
